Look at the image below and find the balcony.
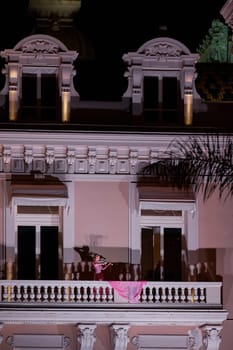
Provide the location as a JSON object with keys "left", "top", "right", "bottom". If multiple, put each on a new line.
{"left": 0, "top": 279, "right": 225, "bottom": 324}
{"left": 0, "top": 280, "right": 222, "bottom": 306}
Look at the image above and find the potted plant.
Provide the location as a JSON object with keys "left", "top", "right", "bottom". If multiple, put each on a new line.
{"left": 195, "top": 18, "right": 233, "bottom": 102}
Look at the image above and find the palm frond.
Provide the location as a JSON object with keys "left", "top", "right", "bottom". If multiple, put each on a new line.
{"left": 140, "top": 134, "right": 233, "bottom": 201}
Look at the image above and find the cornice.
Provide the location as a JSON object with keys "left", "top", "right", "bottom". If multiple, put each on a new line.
{"left": 0, "top": 131, "right": 231, "bottom": 175}
{"left": 0, "top": 307, "right": 228, "bottom": 325}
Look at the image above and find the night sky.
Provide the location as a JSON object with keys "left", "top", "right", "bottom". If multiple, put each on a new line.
{"left": 0, "top": 0, "right": 227, "bottom": 100}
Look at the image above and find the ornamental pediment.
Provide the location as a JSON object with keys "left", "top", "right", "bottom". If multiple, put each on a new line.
{"left": 137, "top": 37, "right": 191, "bottom": 58}
{"left": 14, "top": 34, "right": 68, "bottom": 54}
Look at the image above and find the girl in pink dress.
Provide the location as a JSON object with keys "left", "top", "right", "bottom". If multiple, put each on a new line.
{"left": 93, "top": 254, "right": 112, "bottom": 281}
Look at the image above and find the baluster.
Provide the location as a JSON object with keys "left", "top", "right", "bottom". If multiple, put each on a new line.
{"left": 173, "top": 287, "right": 179, "bottom": 302}
{"left": 30, "top": 284, "right": 35, "bottom": 301}
{"left": 187, "top": 287, "right": 193, "bottom": 303}
{"left": 37, "top": 286, "right": 42, "bottom": 302}
{"left": 2, "top": 286, "right": 7, "bottom": 301}
{"left": 161, "top": 287, "right": 166, "bottom": 302}
{"left": 16, "top": 286, "right": 21, "bottom": 301}
{"left": 9, "top": 285, "right": 13, "bottom": 302}
{"left": 83, "top": 286, "right": 88, "bottom": 301}
{"left": 88, "top": 285, "right": 95, "bottom": 302}
{"left": 94, "top": 286, "right": 100, "bottom": 302}
{"left": 154, "top": 287, "right": 160, "bottom": 303}
{"left": 199, "top": 287, "right": 206, "bottom": 302}
{"left": 43, "top": 285, "right": 48, "bottom": 302}
{"left": 101, "top": 286, "right": 107, "bottom": 302}
{"left": 192, "top": 287, "right": 198, "bottom": 303}
{"left": 76, "top": 286, "right": 81, "bottom": 302}
{"left": 64, "top": 286, "right": 69, "bottom": 301}
{"left": 140, "top": 286, "right": 146, "bottom": 302}
{"left": 27, "top": 285, "right": 31, "bottom": 302}
{"left": 167, "top": 287, "right": 173, "bottom": 302}
{"left": 50, "top": 286, "right": 55, "bottom": 302}
{"left": 11, "top": 285, "right": 15, "bottom": 301}
{"left": 108, "top": 287, "right": 114, "bottom": 302}
{"left": 56, "top": 285, "right": 62, "bottom": 301}
{"left": 23, "top": 286, "right": 28, "bottom": 301}
{"left": 147, "top": 286, "right": 154, "bottom": 302}
{"left": 180, "top": 287, "right": 186, "bottom": 302}
{"left": 70, "top": 286, "right": 75, "bottom": 301}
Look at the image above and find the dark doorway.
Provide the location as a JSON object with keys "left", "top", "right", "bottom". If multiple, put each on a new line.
{"left": 41, "top": 75, "right": 58, "bottom": 108}
{"left": 141, "top": 227, "right": 154, "bottom": 280}
{"left": 163, "top": 227, "right": 182, "bottom": 281}
{"left": 21, "top": 74, "right": 59, "bottom": 121}
{"left": 17, "top": 225, "right": 59, "bottom": 280}
{"left": 144, "top": 77, "right": 159, "bottom": 111}
{"left": 141, "top": 227, "right": 160, "bottom": 280}
{"left": 141, "top": 226, "right": 182, "bottom": 281}
{"left": 17, "top": 226, "right": 36, "bottom": 279}
{"left": 40, "top": 226, "right": 59, "bottom": 280}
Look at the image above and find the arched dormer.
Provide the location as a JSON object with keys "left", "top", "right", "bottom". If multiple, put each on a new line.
{"left": 0, "top": 34, "right": 79, "bottom": 122}
{"left": 122, "top": 37, "right": 200, "bottom": 124}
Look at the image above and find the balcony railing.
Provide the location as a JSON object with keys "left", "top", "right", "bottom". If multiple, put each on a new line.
{"left": 0, "top": 280, "right": 222, "bottom": 307}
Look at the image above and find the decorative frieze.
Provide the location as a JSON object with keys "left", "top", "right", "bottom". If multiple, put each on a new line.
{"left": 0, "top": 144, "right": 155, "bottom": 175}
{"left": 0, "top": 133, "right": 192, "bottom": 175}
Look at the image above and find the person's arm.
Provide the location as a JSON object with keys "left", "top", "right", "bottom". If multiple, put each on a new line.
{"left": 102, "top": 262, "right": 113, "bottom": 270}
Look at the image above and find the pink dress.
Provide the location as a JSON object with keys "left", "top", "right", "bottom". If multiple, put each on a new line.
{"left": 93, "top": 262, "right": 104, "bottom": 280}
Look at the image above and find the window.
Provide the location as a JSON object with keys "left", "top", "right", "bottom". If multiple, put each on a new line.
{"left": 139, "top": 200, "right": 197, "bottom": 281}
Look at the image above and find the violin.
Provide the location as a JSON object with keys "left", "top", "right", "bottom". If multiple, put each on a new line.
{"left": 101, "top": 260, "right": 113, "bottom": 267}
{"left": 99, "top": 257, "right": 113, "bottom": 266}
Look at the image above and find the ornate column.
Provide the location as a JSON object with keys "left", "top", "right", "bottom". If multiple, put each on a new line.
{"left": 77, "top": 324, "right": 96, "bottom": 350}
{"left": 111, "top": 324, "right": 130, "bottom": 350}
{"left": 201, "top": 326, "right": 223, "bottom": 350}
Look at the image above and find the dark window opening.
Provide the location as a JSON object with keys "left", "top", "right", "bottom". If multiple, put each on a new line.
{"left": 20, "top": 74, "right": 60, "bottom": 122}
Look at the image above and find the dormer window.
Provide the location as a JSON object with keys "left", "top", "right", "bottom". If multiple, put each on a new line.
{"left": 0, "top": 34, "right": 79, "bottom": 122}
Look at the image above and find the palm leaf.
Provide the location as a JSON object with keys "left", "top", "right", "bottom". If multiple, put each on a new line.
{"left": 140, "top": 134, "right": 233, "bottom": 201}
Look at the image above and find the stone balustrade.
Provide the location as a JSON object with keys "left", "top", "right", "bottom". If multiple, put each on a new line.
{"left": 0, "top": 280, "right": 222, "bottom": 306}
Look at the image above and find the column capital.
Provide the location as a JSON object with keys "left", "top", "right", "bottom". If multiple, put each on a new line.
{"left": 111, "top": 324, "right": 130, "bottom": 350}
{"left": 77, "top": 324, "right": 97, "bottom": 350}
{"left": 201, "top": 325, "right": 223, "bottom": 350}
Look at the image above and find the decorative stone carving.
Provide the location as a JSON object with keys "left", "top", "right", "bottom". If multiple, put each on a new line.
{"left": 111, "top": 324, "right": 130, "bottom": 350}
{"left": 21, "top": 39, "right": 60, "bottom": 54}
{"left": 77, "top": 324, "right": 96, "bottom": 350}
{"left": 202, "top": 326, "right": 222, "bottom": 350}
{"left": 188, "top": 327, "right": 204, "bottom": 350}
{"left": 143, "top": 42, "right": 183, "bottom": 58}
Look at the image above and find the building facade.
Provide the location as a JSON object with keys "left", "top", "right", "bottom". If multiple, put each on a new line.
{"left": 0, "top": 1, "right": 233, "bottom": 349}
